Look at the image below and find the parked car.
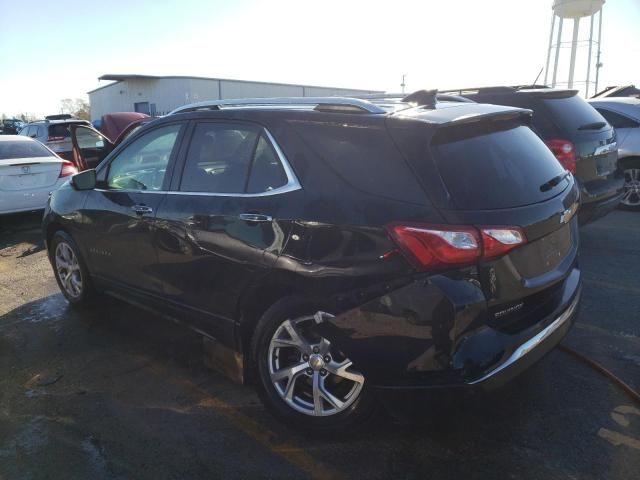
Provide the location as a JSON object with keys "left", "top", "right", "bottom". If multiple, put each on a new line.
{"left": 591, "top": 84, "right": 640, "bottom": 99}
{"left": 589, "top": 97, "right": 640, "bottom": 210}
{"left": 443, "top": 86, "right": 623, "bottom": 224}
{"left": 19, "top": 115, "right": 91, "bottom": 162}
{"left": 43, "top": 94, "right": 581, "bottom": 431}
{"left": 1, "top": 118, "right": 25, "bottom": 135}
{"left": 0, "top": 135, "right": 77, "bottom": 215}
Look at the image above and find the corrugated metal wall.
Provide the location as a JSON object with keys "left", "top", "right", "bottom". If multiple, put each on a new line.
{"left": 89, "top": 77, "right": 380, "bottom": 121}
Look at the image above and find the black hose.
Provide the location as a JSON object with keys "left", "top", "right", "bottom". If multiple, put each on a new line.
{"left": 559, "top": 344, "right": 640, "bottom": 405}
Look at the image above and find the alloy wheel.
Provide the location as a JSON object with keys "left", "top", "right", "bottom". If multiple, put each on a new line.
{"left": 267, "top": 314, "right": 364, "bottom": 417}
{"left": 55, "top": 242, "right": 83, "bottom": 298}
{"left": 622, "top": 168, "right": 640, "bottom": 207}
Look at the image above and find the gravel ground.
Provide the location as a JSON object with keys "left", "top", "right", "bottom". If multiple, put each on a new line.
{"left": 0, "top": 210, "right": 639, "bottom": 480}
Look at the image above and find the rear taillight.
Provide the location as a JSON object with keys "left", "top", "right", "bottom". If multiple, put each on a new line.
{"left": 387, "top": 224, "right": 526, "bottom": 271}
{"left": 479, "top": 227, "right": 526, "bottom": 259}
{"left": 47, "top": 136, "right": 65, "bottom": 142}
{"left": 59, "top": 161, "right": 78, "bottom": 178}
{"left": 545, "top": 139, "right": 576, "bottom": 174}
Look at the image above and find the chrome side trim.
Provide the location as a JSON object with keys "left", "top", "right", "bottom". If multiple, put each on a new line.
{"left": 93, "top": 128, "right": 302, "bottom": 198}
{"left": 170, "top": 97, "right": 387, "bottom": 115}
{"left": 469, "top": 291, "right": 580, "bottom": 385}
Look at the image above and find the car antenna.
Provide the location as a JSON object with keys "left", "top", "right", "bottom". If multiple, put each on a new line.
{"left": 532, "top": 67, "right": 544, "bottom": 87}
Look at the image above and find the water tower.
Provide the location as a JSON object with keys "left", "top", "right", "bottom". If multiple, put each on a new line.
{"left": 544, "top": 0, "right": 606, "bottom": 96}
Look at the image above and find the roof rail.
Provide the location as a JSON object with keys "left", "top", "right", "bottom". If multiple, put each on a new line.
{"left": 169, "top": 97, "right": 387, "bottom": 115}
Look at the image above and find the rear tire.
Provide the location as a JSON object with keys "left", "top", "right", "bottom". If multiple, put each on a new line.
{"left": 50, "top": 231, "right": 98, "bottom": 307}
{"left": 251, "top": 297, "right": 377, "bottom": 432}
{"left": 619, "top": 158, "right": 640, "bottom": 211}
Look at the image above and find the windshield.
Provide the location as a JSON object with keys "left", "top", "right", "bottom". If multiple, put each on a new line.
{"left": 0, "top": 140, "right": 54, "bottom": 160}
{"left": 432, "top": 125, "right": 567, "bottom": 209}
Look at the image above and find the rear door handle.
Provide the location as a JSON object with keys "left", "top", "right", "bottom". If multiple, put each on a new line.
{"left": 239, "top": 213, "right": 273, "bottom": 222}
{"left": 132, "top": 204, "right": 153, "bottom": 215}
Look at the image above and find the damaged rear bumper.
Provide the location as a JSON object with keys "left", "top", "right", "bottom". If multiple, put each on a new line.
{"left": 315, "top": 266, "right": 581, "bottom": 391}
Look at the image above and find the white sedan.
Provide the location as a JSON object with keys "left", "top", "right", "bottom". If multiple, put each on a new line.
{"left": 0, "top": 135, "right": 78, "bottom": 215}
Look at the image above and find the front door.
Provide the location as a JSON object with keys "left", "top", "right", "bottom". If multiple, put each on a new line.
{"left": 80, "top": 122, "right": 186, "bottom": 296}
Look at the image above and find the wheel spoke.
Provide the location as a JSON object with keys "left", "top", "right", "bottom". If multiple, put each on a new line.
{"left": 318, "top": 377, "right": 345, "bottom": 410}
{"left": 273, "top": 319, "right": 310, "bottom": 353}
{"left": 270, "top": 362, "right": 307, "bottom": 382}
{"left": 312, "top": 372, "right": 323, "bottom": 416}
{"left": 326, "top": 360, "right": 365, "bottom": 384}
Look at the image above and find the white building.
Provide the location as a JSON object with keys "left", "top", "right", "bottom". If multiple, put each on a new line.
{"left": 88, "top": 74, "right": 382, "bottom": 122}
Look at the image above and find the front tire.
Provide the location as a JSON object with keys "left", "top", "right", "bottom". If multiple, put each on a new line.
{"left": 251, "top": 297, "right": 376, "bottom": 432}
{"left": 50, "top": 231, "right": 97, "bottom": 307}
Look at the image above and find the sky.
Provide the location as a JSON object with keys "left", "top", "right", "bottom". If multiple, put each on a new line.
{"left": 0, "top": 0, "right": 639, "bottom": 118}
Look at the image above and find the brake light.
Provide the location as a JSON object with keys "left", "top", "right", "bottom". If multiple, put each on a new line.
{"left": 47, "top": 136, "right": 65, "bottom": 142}
{"left": 59, "top": 161, "right": 78, "bottom": 178}
{"left": 387, "top": 224, "right": 526, "bottom": 271}
{"left": 545, "top": 139, "right": 576, "bottom": 174}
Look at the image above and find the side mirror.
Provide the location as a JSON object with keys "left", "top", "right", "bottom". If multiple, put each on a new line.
{"left": 71, "top": 169, "right": 97, "bottom": 190}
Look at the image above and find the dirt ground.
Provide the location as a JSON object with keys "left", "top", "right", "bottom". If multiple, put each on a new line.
{"left": 0, "top": 210, "right": 639, "bottom": 480}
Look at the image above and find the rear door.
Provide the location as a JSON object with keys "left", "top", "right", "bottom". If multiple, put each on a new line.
{"left": 79, "top": 122, "right": 186, "bottom": 296}
{"left": 70, "top": 125, "right": 114, "bottom": 170}
{"left": 153, "top": 120, "right": 301, "bottom": 340}
{"left": 46, "top": 122, "right": 90, "bottom": 160}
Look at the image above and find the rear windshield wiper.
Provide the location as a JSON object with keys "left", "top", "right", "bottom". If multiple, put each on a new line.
{"left": 540, "top": 171, "right": 571, "bottom": 192}
{"left": 578, "top": 121, "right": 607, "bottom": 130}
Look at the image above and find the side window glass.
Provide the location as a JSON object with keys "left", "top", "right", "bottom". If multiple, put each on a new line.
{"left": 246, "top": 135, "right": 288, "bottom": 193}
{"left": 596, "top": 108, "right": 639, "bottom": 129}
{"left": 180, "top": 123, "right": 259, "bottom": 193}
{"left": 107, "top": 124, "right": 181, "bottom": 191}
{"left": 76, "top": 127, "right": 107, "bottom": 149}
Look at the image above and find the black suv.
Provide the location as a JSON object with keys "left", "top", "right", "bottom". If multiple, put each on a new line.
{"left": 443, "top": 86, "right": 623, "bottom": 224}
{"left": 43, "top": 94, "right": 581, "bottom": 430}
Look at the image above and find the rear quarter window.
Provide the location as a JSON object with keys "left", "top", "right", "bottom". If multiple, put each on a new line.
{"left": 288, "top": 120, "right": 428, "bottom": 205}
{"left": 432, "top": 125, "right": 567, "bottom": 210}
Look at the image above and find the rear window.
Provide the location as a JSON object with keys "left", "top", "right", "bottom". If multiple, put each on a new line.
{"left": 0, "top": 140, "right": 54, "bottom": 160}
{"left": 432, "top": 125, "right": 567, "bottom": 209}
{"left": 541, "top": 95, "right": 608, "bottom": 132}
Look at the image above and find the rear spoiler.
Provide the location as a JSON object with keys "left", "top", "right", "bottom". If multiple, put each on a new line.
{"left": 440, "top": 86, "right": 579, "bottom": 101}
{"left": 394, "top": 103, "right": 533, "bottom": 128}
